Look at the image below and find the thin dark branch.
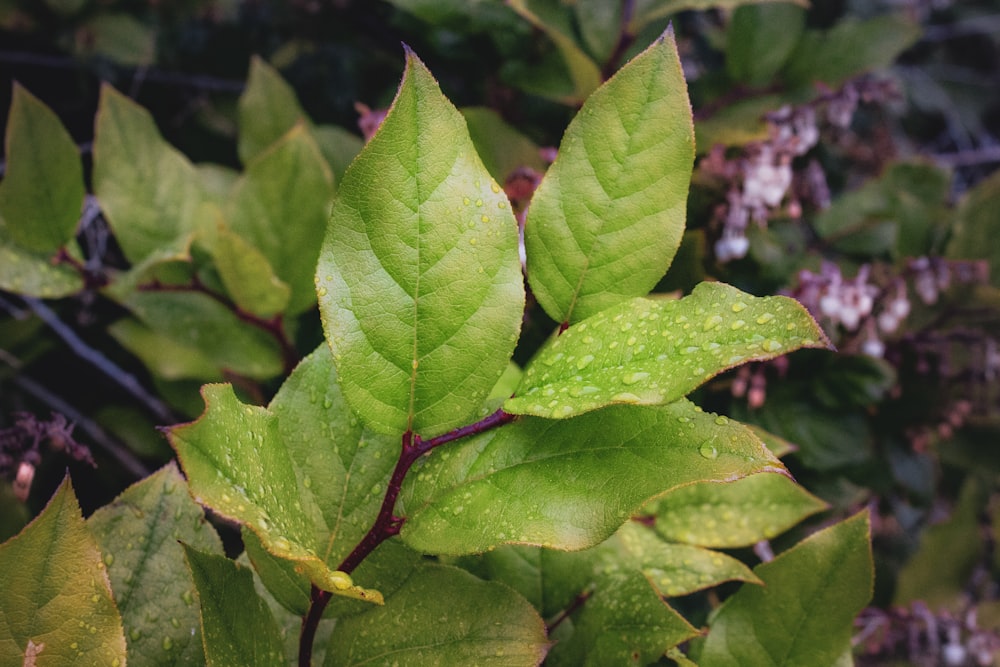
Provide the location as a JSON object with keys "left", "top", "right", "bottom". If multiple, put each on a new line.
{"left": 600, "top": 0, "right": 638, "bottom": 81}
{"left": 547, "top": 590, "right": 592, "bottom": 634}
{"left": 0, "top": 350, "right": 149, "bottom": 478}
{"left": 23, "top": 297, "right": 176, "bottom": 424}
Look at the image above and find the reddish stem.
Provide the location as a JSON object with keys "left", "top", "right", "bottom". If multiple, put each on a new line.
{"left": 297, "top": 408, "right": 518, "bottom": 666}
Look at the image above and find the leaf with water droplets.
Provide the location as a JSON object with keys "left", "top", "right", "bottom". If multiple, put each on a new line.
{"left": 0, "top": 477, "right": 127, "bottom": 665}
{"left": 316, "top": 48, "right": 523, "bottom": 438}
{"left": 648, "top": 472, "right": 828, "bottom": 548}
{"left": 506, "top": 282, "right": 828, "bottom": 419}
{"left": 183, "top": 545, "right": 285, "bottom": 666}
{"left": 0, "top": 83, "right": 85, "bottom": 253}
{"left": 0, "top": 235, "right": 83, "bottom": 297}
{"left": 87, "top": 462, "right": 222, "bottom": 666}
{"left": 324, "top": 563, "right": 550, "bottom": 666}
{"left": 697, "top": 511, "right": 873, "bottom": 667}
{"left": 523, "top": 27, "right": 694, "bottom": 325}
{"left": 398, "top": 398, "right": 785, "bottom": 555}
{"left": 167, "top": 344, "right": 396, "bottom": 604}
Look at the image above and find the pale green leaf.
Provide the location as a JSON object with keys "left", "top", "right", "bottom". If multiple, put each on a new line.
{"left": 0, "top": 477, "right": 127, "bottom": 665}
{"left": 649, "top": 472, "right": 828, "bottom": 548}
{"left": 237, "top": 56, "right": 309, "bottom": 164}
{"left": 168, "top": 345, "right": 398, "bottom": 603}
{"left": 207, "top": 224, "right": 291, "bottom": 318}
{"left": 726, "top": 3, "right": 805, "bottom": 87}
{"left": 507, "top": 0, "right": 602, "bottom": 104}
{"left": 506, "top": 283, "right": 827, "bottom": 419}
{"left": 182, "top": 545, "right": 285, "bottom": 667}
{"left": 227, "top": 124, "right": 334, "bottom": 315}
{"left": 524, "top": 28, "right": 695, "bottom": 324}
{"left": 0, "top": 234, "right": 83, "bottom": 297}
{"left": 312, "top": 125, "right": 364, "bottom": 182}
{"left": 698, "top": 511, "right": 873, "bottom": 667}
{"left": 93, "top": 84, "right": 211, "bottom": 263}
{"left": 0, "top": 83, "right": 85, "bottom": 252}
{"left": 108, "top": 317, "right": 223, "bottom": 381}
{"left": 116, "top": 290, "right": 284, "bottom": 380}
{"left": 695, "top": 92, "right": 796, "bottom": 151}
{"left": 325, "top": 563, "right": 550, "bottom": 667}
{"left": 88, "top": 462, "right": 223, "bottom": 665}
{"left": 316, "top": 48, "right": 524, "bottom": 438}
{"left": 399, "top": 398, "right": 785, "bottom": 554}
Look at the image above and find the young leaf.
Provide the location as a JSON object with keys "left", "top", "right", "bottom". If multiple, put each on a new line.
{"left": 523, "top": 26, "right": 695, "bottom": 325}
{"left": 207, "top": 225, "right": 291, "bottom": 319}
{"left": 316, "top": 48, "right": 524, "bottom": 438}
{"left": 167, "top": 345, "right": 397, "bottom": 603}
{"left": 398, "top": 399, "right": 785, "bottom": 554}
{"left": 648, "top": 472, "right": 828, "bottom": 548}
{"left": 88, "top": 462, "right": 223, "bottom": 665}
{"left": 237, "top": 56, "right": 309, "bottom": 164}
{"left": 698, "top": 511, "right": 874, "bottom": 666}
{"left": 506, "top": 282, "right": 827, "bottom": 419}
{"left": 0, "top": 83, "right": 85, "bottom": 253}
{"left": 227, "top": 124, "right": 335, "bottom": 315}
{"left": 324, "top": 563, "right": 550, "bottom": 666}
{"left": 93, "top": 84, "right": 212, "bottom": 264}
{"left": 182, "top": 545, "right": 285, "bottom": 666}
{"left": 0, "top": 477, "right": 127, "bottom": 665}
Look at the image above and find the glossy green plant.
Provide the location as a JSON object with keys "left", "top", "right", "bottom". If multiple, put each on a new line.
{"left": 0, "top": 30, "right": 874, "bottom": 667}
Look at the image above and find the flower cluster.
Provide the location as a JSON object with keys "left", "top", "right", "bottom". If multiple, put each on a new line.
{"left": 0, "top": 412, "right": 92, "bottom": 501}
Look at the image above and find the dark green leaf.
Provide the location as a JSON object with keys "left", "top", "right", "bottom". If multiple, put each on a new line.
{"left": 463, "top": 106, "right": 546, "bottom": 182}
{"left": 948, "top": 169, "right": 1000, "bottom": 288}
{"left": 726, "top": 3, "right": 805, "bottom": 87}
{"left": 88, "top": 462, "right": 223, "bottom": 665}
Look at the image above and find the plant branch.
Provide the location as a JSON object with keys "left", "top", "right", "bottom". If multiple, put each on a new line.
{"left": 298, "top": 407, "right": 518, "bottom": 666}
{"left": 23, "top": 297, "right": 176, "bottom": 424}
{"left": 547, "top": 590, "right": 592, "bottom": 634}
{"left": 138, "top": 277, "right": 300, "bottom": 374}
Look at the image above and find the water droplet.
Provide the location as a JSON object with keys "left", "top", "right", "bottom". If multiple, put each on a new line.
{"left": 764, "top": 340, "right": 783, "bottom": 352}
{"left": 182, "top": 590, "right": 194, "bottom": 605}
{"left": 317, "top": 286, "right": 328, "bottom": 297}
{"left": 699, "top": 443, "right": 719, "bottom": 459}
{"left": 104, "top": 553, "right": 114, "bottom": 567}
{"left": 273, "top": 537, "right": 291, "bottom": 552}
{"left": 569, "top": 385, "right": 600, "bottom": 397}
{"left": 475, "top": 198, "right": 483, "bottom": 207}
{"left": 732, "top": 302, "right": 747, "bottom": 312}
{"left": 714, "top": 415, "right": 729, "bottom": 425}
{"left": 621, "top": 371, "right": 649, "bottom": 385}
{"left": 756, "top": 313, "right": 775, "bottom": 324}
{"left": 626, "top": 336, "right": 637, "bottom": 346}
{"left": 329, "top": 571, "right": 353, "bottom": 590}
{"left": 498, "top": 201, "right": 506, "bottom": 209}
{"left": 703, "top": 315, "right": 724, "bottom": 331}
{"left": 730, "top": 320, "right": 746, "bottom": 330}
{"left": 491, "top": 183, "right": 501, "bottom": 193}
{"left": 576, "top": 354, "right": 595, "bottom": 370}
{"left": 162, "top": 637, "right": 173, "bottom": 651}
{"left": 611, "top": 392, "right": 642, "bottom": 403}
{"left": 469, "top": 238, "right": 477, "bottom": 245}
{"left": 463, "top": 197, "right": 470, "bottom": 205}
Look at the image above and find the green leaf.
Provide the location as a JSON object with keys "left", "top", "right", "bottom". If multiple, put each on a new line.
{"left": 630, "top": 0, "right": 807, "bottom": 35}
{"left": 506, "top": 0, "right": 602, "bottom": 104}
{"left": 726, "top": 3, "right": 805, "bottom": 87}
{"left": 108, "top": 317, "right": 223, "bottom": 381}
{"left": 0, "top": 477, "right": 127, "bottom": 665}
{"left": 462, "top": 106, "right": 546, "bottom": 182}
{"left": 524, "top": 28, "right": 695, "bottom": 325}
{"left": 115, "top": 290, "right": 284, "bottom": 380}
{"left": 87, "top": 462, "right": 223, "bottom": 665}
{"left": 312, "top": 125, "right": 364, "bottom": 182}
{"left": 182, "top": 545, "right": 285, "bottom": 667}
{"left": 698, "top": 511, "right": 873, "bottom": 667}
{"left": 948, "top": 168, "right": 1000, "bottom": 288}
{"left": 93, "top": 84, "right": 211, "bottom": 264}
{"left": 324, "top": 563, "right": 550, "bottom": 667}
{"left": 894, "top": 478, "right": 985, "bottom": 610}
{"left": 506, "top": 283, "right": 826, "bottom": 419}
{"left": 573, "top": 0, "right": 624, "bottom": 64}
{"left": 0, "top": 235, "right": 83, "bottom": 297}
{"left": 316, "top": 48, "right": 524, "bottom": 438}
{"left": 695, "top": 92, "right": 795, "bottom": 151}
{"left": 649, "top": 472, "right": 828, "bottom": 548}
{"left": 237, "top": 56, "right": 310, "bottom": 164}
{"left": 546, "top": 570, "right": 698, "bottom": 666}
{"left": 399, "top": 398, "right": 785, "bottom": 554}
{"left": 0, "top": 83, "right": 85, "bottom": 253}
{"left": 227, "top": 124, "right": 334, "bottom": 315}
{"left": 782, "top": 15, "right": 921, "bottom": 88}
{"left": 207, "top": 221, "right": 291, "bottom": 320}
{"left": 168, "top": 345, "right": 397, "bottom": 603}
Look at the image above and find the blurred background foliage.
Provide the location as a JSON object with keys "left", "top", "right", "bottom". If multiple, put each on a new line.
{"left": 2, "top": 1, "right": 1000, "bottom": 664}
